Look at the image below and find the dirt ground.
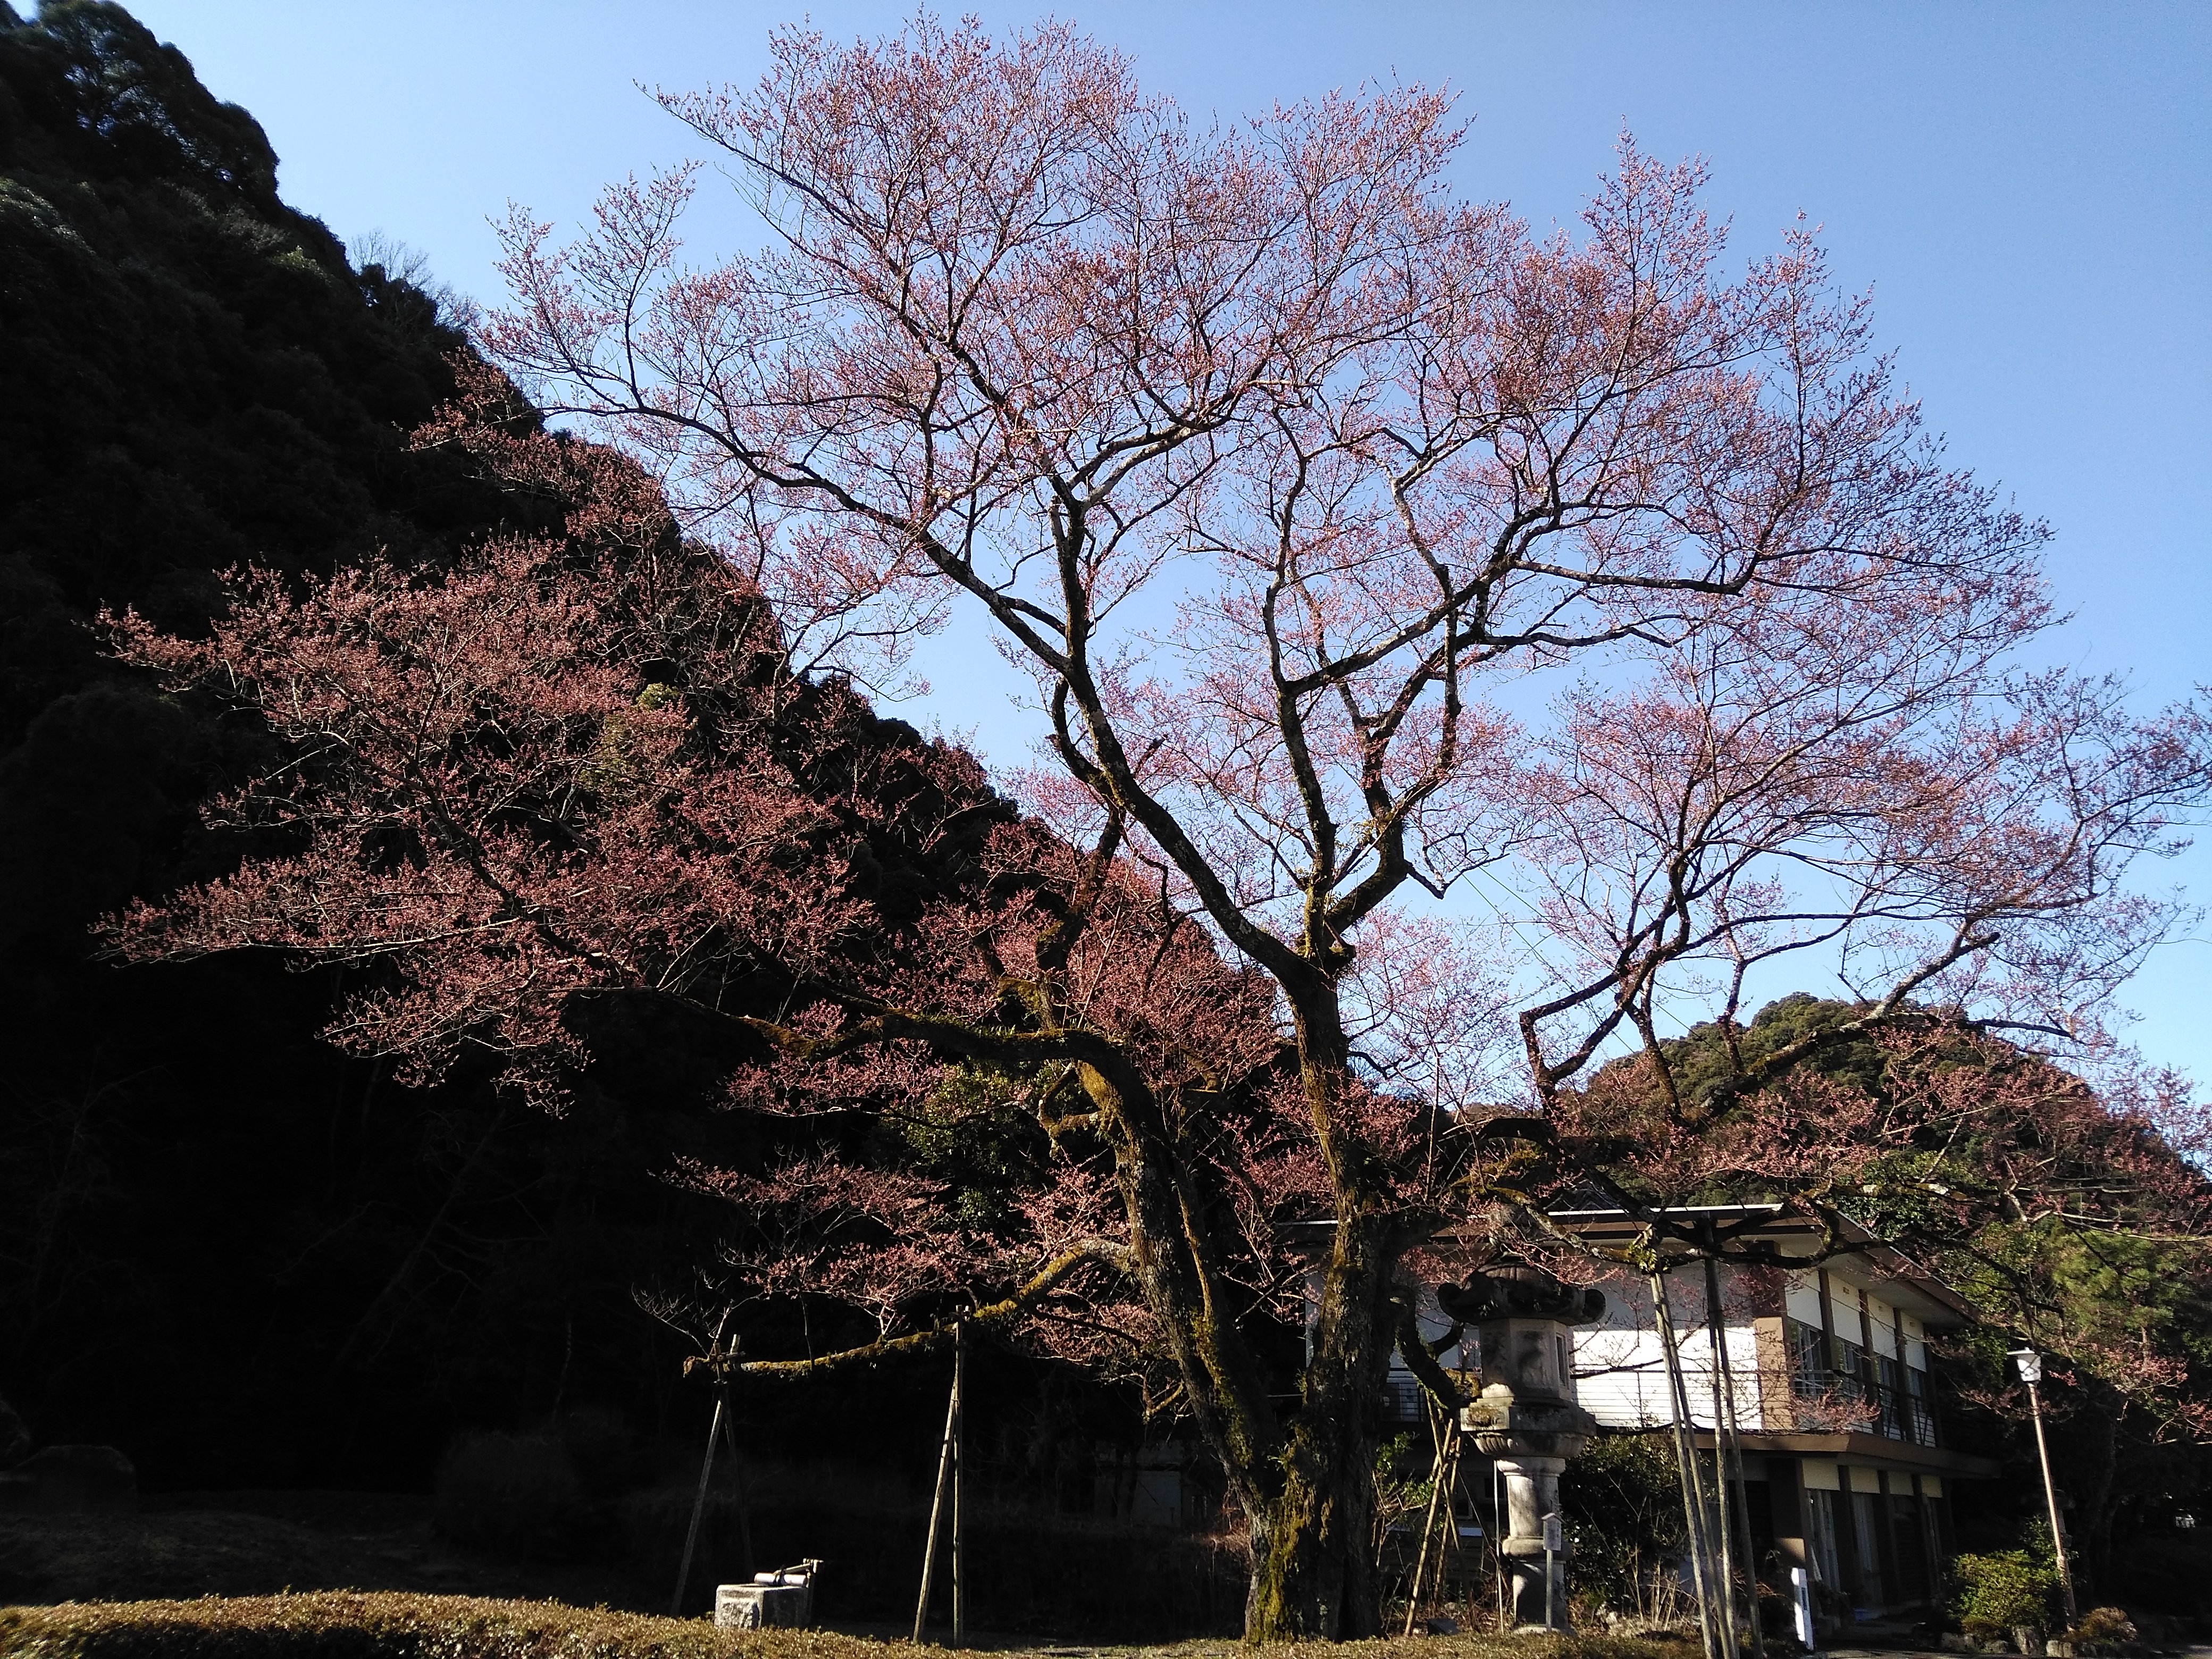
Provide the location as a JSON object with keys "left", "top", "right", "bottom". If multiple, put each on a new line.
{"left": 19, "top": 1503, "right": 2205, "bottom": 1659}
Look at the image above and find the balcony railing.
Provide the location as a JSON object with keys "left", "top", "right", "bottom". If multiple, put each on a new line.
{"left": 1382, "top": 1372, "right": 1428, "bottom": 1424}
{"left": 1785, "top": 1321, "right": 1939, "bottom": 1445}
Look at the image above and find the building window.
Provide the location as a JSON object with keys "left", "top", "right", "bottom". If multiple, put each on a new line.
{"left": 1788, "top": 1318, "right": 1828, "bottom": 1397}
{"left": 1808, "top": 1487, "right": 1844, "bottom": 1590}
{"left": 1381, "top": 1372, "right": 1425, "bottom": 1425}
{"left": 1902, "top": 1364, "right": 1939, "bottom": 1447}
{"left": 1875, "top": 1354, "right": 1906, "bottom": 1440}
{"left": 1831, "top": 1336, "right": 1867, "bottom": 1403}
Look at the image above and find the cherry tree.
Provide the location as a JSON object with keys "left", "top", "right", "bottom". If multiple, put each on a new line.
{"left": 99, "top": 390, "right": 1299, "bottom": 1404}
{"left": 104, "top": 16, "right": 2212, "bottom": 1640}
{"left": 462, "top": 15, "right": 2211, "bottom": 1635}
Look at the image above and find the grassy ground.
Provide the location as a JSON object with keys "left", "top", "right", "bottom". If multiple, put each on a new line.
{"left": 0, "top": 1496, "right": 1691, "bottom": 1657}
{"left": 0, "top": 1592, "right": 1687, "bottom": 1659}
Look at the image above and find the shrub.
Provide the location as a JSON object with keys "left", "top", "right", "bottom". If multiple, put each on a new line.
{"left": 1951, "top": 1551, "right": 2058, "bottom": 1634}
{"left": 616, "top": 1474, "right": 1251, "bottom": 1636}
{"left": 550, "top": 1409, "right": 650, "bottom": 1505}
{"left": 0, "top": 1591, "right": 1707, "bottom": 1659}
{"left": 0, "top": 1593, "right": 877, "bottom": 1659}
{"left": 2095, "top": 1530, "right": 2212, "bottom": 1618}
{"left": 432, "top": 1430, "right": 587, "bottom": 1559}
{"left": 1562, "top": 1433, "right": 1688, "bottom": 1620}
{"left": 2066, "top": 1606, "right": 2138, "bottom": 1646}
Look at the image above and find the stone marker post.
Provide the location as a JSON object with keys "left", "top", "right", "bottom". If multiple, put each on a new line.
{"left": 1448, "top": 1266, "right": 1606, "bottom": 1632}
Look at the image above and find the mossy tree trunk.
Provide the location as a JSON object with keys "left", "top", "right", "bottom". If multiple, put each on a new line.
{"left": 1085, "top": 978, "right": 1422, "bottom": 1643}
{"left": 1242, "top": 1211, "right": 1403, "bottom": 1640}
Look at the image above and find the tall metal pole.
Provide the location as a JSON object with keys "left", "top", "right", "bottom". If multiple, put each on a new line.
{"left": 2011, "top": 1350, "right": 2077, "bottom": 1628}
{"left": 1699, "top": 1276, "right": 1741, "bottom": 1650}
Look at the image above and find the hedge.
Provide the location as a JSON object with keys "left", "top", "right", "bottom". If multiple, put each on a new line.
{"left": 0, "top": 1593, "right": 1687, "bottom": 1659}
{"left": 0, "top": 1595, "right": 879, "bottom": 1659}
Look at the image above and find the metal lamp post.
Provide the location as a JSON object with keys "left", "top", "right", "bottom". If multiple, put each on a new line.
{"left": 2008, "top": 1347, "right": 2079, "bottom": 1628}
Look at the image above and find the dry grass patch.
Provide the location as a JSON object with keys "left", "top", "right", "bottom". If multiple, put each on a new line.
{"left": 0, "top": 1594, "right": 877, "bottom": 1659}
{"left": 0, "top": 1594, "right": 1689, "bottom": 1659}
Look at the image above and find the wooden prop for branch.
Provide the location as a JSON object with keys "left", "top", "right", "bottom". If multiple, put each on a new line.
{"left": 1651, "top": 1269, "right": 1732, "bottom": 1659}
{"left": 913, "top": 1322, "right": 965, "bottom": 1646}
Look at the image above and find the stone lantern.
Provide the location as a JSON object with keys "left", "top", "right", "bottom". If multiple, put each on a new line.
{"left": 1443, "top": 1264, "right": 1607, "bottom": 1631}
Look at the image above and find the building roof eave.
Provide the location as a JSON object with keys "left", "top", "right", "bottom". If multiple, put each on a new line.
{"left": 1544, "top": 1206, "right": 1976, "bottom": 1326}
{"left": 1687, "top": 1429, "right": 1999, "bottom": 1480}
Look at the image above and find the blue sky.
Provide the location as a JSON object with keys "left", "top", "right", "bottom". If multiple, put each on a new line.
{"left": 120, "top": 1, "right": 2211, "bottom": 1082}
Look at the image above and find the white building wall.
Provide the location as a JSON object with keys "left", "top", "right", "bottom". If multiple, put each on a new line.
{"left": 1785, "top": 1269, "right": 1824, "bottom": 1327}
{"left": 1866, "top": 1294, "right": 1900, "bottom": 1359}
{"left": 1830, "top": 1277, "right": 1864, "bottom": 1327}
{"left": 1568, "top": 1267, "right": 1764, "bottom": 1431}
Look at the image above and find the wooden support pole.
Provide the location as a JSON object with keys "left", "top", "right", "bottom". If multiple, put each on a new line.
{"left": 1437, "top": 1430, "right": 1470, "bottom": 1624}
{"left": 672, "top": 1394, "right": 722, "bottom": 1617}
{"left": 1652, "top": 1268, "right": 1733, "bottom": 1659}
{"left": 914, "top": 1323, "right": 962, "bottom": 1646}
{"left": 1704, "top": 1251, "right": 1767, "bottom": 1659}
{"left": 1404, "top": 1404, "right": 1454, "bottom": 1636}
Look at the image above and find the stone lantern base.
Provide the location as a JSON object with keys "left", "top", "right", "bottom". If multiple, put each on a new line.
{"left": 1492, "top": 1454, "right": 1573, "bottom": 1630}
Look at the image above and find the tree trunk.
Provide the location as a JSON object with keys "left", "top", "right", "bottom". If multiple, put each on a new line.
{"left": 2076, "top": 1383, "right": 2119, "bottom": 1599}
{"left": 1243, "top": 1212, "right": 1402, "bottom": 1641}
{"left": 1089, "top": 987, "right": 1411, "bottom": 1643}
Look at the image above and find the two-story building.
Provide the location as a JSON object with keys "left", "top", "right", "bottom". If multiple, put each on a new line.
{"left": 1377, "top": 1205, "right": 1998, "bottom": 1635}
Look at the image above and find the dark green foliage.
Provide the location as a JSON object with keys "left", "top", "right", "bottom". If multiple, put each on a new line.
{"left": 1590, "top": 992, "right": 1887, "bottom": 1115}
{"left": 1950, "top": 1549, "right": 2059, "bottom": 1635}
{"left": 883, "top": 1065, "right": 1057, "bottom": 1237}
{"left": 1560, "top": 1434, "right": 1688, "bottom": 1620}
{"left": 0, "top": 2, "right": 278, "bottom": 202}
{"left": 0, "top": 9, "right": 501, "bottom": 747}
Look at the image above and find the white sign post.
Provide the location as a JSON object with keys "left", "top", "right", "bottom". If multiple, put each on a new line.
{"left": 1543, "top": 1512, "right": 1563, "bottom": 1630}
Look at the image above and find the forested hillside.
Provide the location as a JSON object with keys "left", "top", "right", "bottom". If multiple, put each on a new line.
{"left": 0, "top": 2, "right": 1102, "bottom": 1496}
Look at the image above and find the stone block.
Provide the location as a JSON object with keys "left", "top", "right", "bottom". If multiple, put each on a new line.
{"left": 715, "top": 1581, "right": 812, "bottom": 1629}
